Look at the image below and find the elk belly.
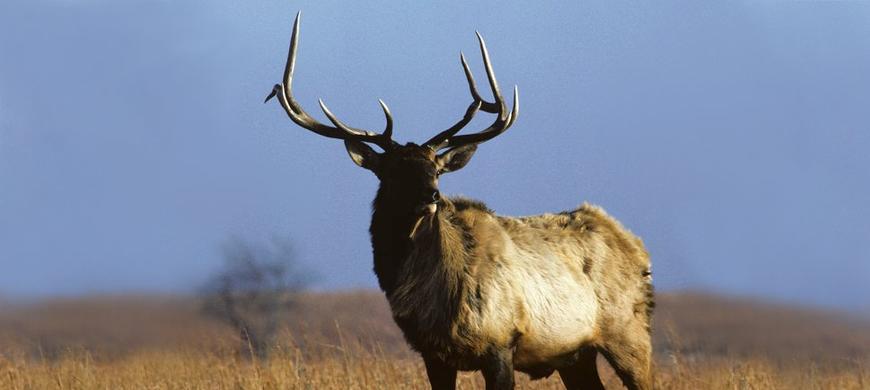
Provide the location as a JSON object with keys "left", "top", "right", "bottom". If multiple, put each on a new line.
{"left": 508, "top": 249, "right": 599, "bottom": 367}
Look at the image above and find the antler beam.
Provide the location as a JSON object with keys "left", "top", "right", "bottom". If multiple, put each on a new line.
{"left": 264, "top": 12, "right": 397, "bottom": 151}
{"left": 423, "top": 32, "right": 519, "bottom": 151}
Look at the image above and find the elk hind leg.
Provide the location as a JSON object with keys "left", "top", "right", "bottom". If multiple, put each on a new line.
{"left": 558, "top": 346, "right": 605, "bottom": 390}
{"left": 600, "top": 329, "right": 653, "bottom": 390}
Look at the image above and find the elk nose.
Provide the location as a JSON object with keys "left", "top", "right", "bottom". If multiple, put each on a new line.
{"left": 431, "top": 190, "right": 441, "bottom": 202}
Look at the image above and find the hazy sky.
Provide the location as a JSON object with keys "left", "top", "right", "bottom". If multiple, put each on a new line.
{"left": 1, "top": 1, "right": 868, "bottom": 313}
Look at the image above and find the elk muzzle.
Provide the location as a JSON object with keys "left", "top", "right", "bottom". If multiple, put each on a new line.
{"left": 415, "top": 190, "right": 440, "bottom": 216}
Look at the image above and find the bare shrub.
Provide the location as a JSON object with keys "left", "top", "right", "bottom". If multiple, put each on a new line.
{"left": 200, "top": 237, "right": 307, "bottom": 360}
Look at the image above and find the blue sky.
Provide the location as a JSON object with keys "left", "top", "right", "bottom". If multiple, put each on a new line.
{"left": 1, "top": 1, "right": 868, "bottom": 313}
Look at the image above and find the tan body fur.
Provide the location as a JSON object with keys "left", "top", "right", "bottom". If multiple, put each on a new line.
{"left": 384, "top": 197, "right": 654, "bottom": 387}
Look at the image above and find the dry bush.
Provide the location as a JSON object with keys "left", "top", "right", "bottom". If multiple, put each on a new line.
{"left": 201, "top": 237, "right": 306, "bottom": 360}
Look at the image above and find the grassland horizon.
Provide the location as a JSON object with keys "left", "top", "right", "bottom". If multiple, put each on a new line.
{"left": 1, "top": 289, "right": 868, "bottom": 389}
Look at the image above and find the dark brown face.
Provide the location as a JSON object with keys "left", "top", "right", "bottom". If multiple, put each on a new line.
{"left": 344, "top": 141, "right": 479, "bottom": 217}
{"left": 376, "top": 145, "right": 442, "bottom": 216}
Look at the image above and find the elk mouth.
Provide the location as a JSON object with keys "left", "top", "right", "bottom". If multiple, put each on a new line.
{"left": 409, "top": 202, "right": 439, "bottom": 239}
{"left": 416, "top": 202, "right": 438, "bottom": 216}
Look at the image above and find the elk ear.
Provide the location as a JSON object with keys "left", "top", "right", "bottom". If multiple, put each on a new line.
{"left": 436, "top": 144, "right": 478, "bottom": 173}
{"left": 344, "top": 140, "right": 380, "bottom": 171}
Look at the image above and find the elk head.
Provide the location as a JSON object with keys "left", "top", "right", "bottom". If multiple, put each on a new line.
{"left": 265, "top": 12, "right": 518, "bottom": 220}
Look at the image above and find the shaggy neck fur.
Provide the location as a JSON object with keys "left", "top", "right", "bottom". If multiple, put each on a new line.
{"left": 370, "top": 192, "right": 474, "bottom": 352}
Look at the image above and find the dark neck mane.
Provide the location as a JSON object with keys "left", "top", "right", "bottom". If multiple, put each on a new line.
{"left": 370, "top": 193, "right": 485, "bottom": 290}
{"left": 369, "top": 192, "right": 481, "bottom": 350}
{"left": 369, "top": 190, "right": 419, "bottom": 295}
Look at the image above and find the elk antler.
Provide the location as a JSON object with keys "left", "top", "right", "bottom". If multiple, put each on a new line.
{"left": 265, "top": 12, "right": 398, "bottom": 151}
{"left": 423, "top": 32, "right": 519, "bottom": 151}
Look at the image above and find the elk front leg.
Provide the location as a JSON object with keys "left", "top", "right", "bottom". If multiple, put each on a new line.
{"left": 423, "top": 355, "right": 457, "bottom": 390}
{"left": 481, "top": 349, "right": 514, "bottom": 390}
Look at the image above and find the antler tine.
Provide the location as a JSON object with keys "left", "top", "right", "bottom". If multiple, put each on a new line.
{"left": 264, "top": 12, "right": 397, "bottom": 151}
{"left": 475, "top": 32, "right": 507, "bottom": 115}
{"left": 318, "top": 99, "right": 357, "bottom": 133}
{"left": 459, "top": 52, "right": 484, "bottom": 108}
{"left": 282, "top": 11, "right": 300, "bottom": 99}
{"left": 378, "top": 99, "right": 394, "bottom": 140}
{"left": 505, "top": 86, "right": 520, "bottom": 128}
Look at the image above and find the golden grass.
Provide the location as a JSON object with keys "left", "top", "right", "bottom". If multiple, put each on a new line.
{"left": 0, "top": 344, "right": 866, "bottom": 390}
{"left": 1, "top": 291, "right": 868, "bottom": 389}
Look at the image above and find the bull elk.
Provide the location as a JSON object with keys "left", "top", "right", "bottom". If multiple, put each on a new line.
{"left": 265, "top": 12, "right": 654, "bottom": 390}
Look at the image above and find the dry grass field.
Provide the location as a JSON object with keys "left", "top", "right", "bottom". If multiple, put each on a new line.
{"left": 0, "top": 291, "right": 868, "bottom": 389}
{"left": 1, "top": 345, "right": 867, "bottom": 389}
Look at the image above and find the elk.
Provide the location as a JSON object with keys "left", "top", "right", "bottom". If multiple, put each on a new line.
{"left": 265, "top": 12, "right": 654, "bottom": 390}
